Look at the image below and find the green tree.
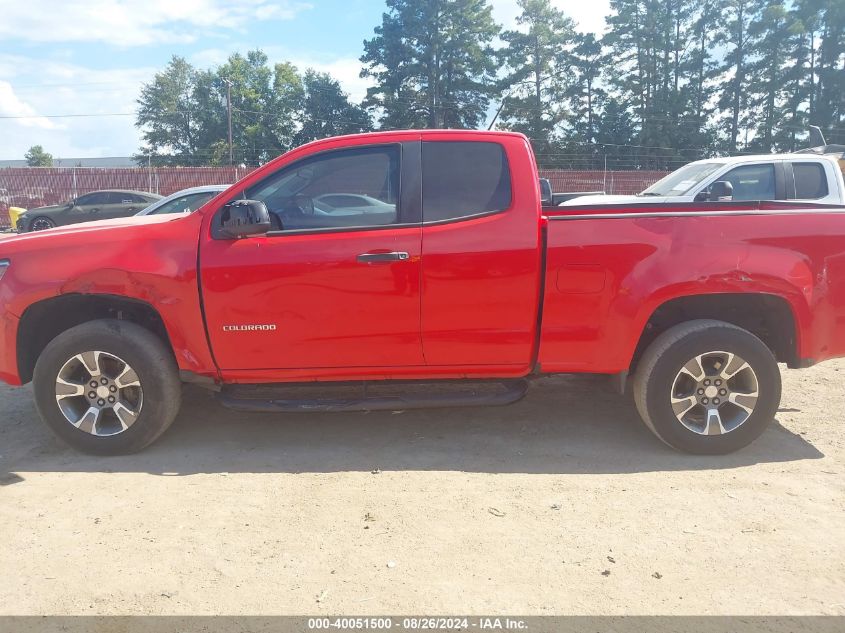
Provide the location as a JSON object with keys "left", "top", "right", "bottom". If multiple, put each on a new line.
{"left": 215, "top": 51, "right": 304, "bottom": 165}
{"left": 136, "top": 51, "right": 371, "bottom": 166}
{"left": 603, "top": 0, "right": 702, "bottom": 167}
{"left": 745, "top": 1, "right": 799, "bottom": 153}
{"left": 688, "top": 0, "right": 722, "bottom": 131}
{"left": 24, "top": 145, "right": 53, "bottom": 167}
{"left": 593, "top": 97, "right": 640, "bottom": 170}
{"left": 136, "top": 56, "right": 202, "bottom": 164}
{"left": 361, "top": 0, "right": 500, "bottom": 129}
{"left": 813, "top": 0, "right": 845, "bottom": 138}
{"left": 497, "top": 0, "right": 577, "bottom": 154}
{"left": 789, "top": 0, "right": 824, "bottom": 136}
{"left": 717, "top": 0, "right": 757, "bottom": 152}
{"left": 295, "top": 71, "right": 372, "bottom": 146}
{"left": 566, "top": 33, "right": 605, "bottom": 147}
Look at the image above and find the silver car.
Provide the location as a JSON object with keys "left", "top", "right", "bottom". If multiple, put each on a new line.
{"left": 136, "top": 185, "right": 230, "bottom": 216}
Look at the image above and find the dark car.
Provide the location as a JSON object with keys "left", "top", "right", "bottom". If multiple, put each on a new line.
{"left": 16, "top": 189, "right": 162, "bottom": 232}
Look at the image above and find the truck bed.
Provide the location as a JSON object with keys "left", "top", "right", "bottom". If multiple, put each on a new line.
{"left": 538, "top": 200, "right": 845, "bottom": 374}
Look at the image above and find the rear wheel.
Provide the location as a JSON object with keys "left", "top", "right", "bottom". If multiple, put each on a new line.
{"left": 29, "top": 216, "right": 55, "bottom": 231}
{"left": 33, "top": 319, "right": 182, "bottom": 454}
{"left": 633, "top": 320, "right": 781, "bottom": 454}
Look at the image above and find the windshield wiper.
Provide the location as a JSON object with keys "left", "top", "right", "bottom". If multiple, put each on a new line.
{"left": 637, "top": 192, "right": 663, "bottom": 197}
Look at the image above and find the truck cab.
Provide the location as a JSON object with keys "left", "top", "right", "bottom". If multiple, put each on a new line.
{"left": 561, "top": 153, "right": 845, "bottom": 206}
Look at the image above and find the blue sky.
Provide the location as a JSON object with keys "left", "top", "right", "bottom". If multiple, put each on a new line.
{"left": 0, "top": 0, "right": 610, "bottom": 160}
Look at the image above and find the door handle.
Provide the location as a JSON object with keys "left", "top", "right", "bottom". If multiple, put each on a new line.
{"left": 357, "top": 251, "right": 410, "bottom": 264}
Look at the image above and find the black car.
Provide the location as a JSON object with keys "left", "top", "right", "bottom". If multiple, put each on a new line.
{"left": 17, "top": 189, "right": 162, "bottom": 232}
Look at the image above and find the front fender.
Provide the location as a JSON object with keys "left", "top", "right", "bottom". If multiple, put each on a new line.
{"left": 0, "top": 213, "right": 216, "bottom": 380}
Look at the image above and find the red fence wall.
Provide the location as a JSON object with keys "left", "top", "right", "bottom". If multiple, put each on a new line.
{"left": 538, "top": 169, "right": 668, "bottom": 196}
{"left": 0, "top": 166, "right": 252, "bottom": 209}
{"left": 0, "top": 166, "right": 667, "bottom": 229}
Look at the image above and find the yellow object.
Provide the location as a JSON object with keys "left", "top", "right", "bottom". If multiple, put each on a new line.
{"left": 7, "top": 207, "right": 26, "bottom": 229}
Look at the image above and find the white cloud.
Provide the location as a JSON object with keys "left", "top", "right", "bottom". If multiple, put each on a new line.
{"left": 190, "top": 48, "right": 231, "bottom": 68}
{"left": 0, "top": 55, "right": 155, "bottom": 159}
{"left": 560, "top": 1, "right": 612, "bottom": 34}
{"left": 0, "top": 0, "right": 612, "bottom": 159}
{"left": 0, "top": 82, "right": 55, "bottom": 129}
{"left": 491, "top": 0, "right": 611, "bottom": 35}
{"left": 291, "top": 57, "right": 374, "bottom": 103}
{"left": 0, "top": 51, "right": 374, "bottom": 160}
{"left": 0, "top": 0, "right": 311, "bottom": 47}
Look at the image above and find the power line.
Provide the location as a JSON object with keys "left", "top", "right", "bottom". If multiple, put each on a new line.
{"left": 0, "top": 112, "right": 136, "bottom": 119}
{"left": 4, "top": 80, "right": 143, "bottom": 89}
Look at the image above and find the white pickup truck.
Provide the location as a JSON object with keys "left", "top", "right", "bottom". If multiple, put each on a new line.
{"left": 562, "top": 151, "right": 845, "bottom": 206}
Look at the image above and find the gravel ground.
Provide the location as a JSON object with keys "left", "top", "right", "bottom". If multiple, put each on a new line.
{"left": 1, "top": 362, "right": 843, "bottom": 615}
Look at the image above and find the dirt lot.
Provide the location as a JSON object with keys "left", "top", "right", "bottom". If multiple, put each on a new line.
{"left": 1, "top": 362, "right": 844, "bottom": 616}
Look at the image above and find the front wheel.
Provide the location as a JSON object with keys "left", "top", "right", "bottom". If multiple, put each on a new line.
{"left": 33, "top": 319, "right": 182, "bottom": 454}
{"left": 29, "top": 216, "right": 56, "bottom": 231}
{"left": 633, "top": 320, "right": 781, "bottom": 454}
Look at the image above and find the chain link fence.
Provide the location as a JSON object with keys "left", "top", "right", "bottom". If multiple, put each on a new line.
{"left": 0, "top": 164, "right": 668, "bottom": 230}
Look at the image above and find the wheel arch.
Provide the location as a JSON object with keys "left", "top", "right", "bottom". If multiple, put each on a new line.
{"left": 27, "top": 215, "right": 57, "bottom": 231}
{"left": 630, "top": 292, "right": 801, "bottom": 372}
{"left": 16, "top": 293, "right": 174, "bottom": 384}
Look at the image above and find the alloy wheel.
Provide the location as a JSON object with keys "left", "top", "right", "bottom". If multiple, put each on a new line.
{"left": 54, "top": 351, "right": 143, "bottom": 436}
{"left": 30, "top": 217, "right": 55, "bottom": 231}
{"left": 670, "top": 350, "right": 759, "bottom": 435}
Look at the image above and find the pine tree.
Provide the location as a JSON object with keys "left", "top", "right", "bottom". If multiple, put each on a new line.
{"left": 718, "top": 0, "right": 756, "bottom": 153}
{"left": 603, "top": 0, "right": 701, "bottom": 168}
{"left": 567, "top": 33, "right": 605, "bottom": 148}
{"left": 745, "top": 1, "right": 798, "bottom": 153}
{"left": 594, "top": 97, "right": 639, "bottom": 170}
{"left": 814, "top": 0, "right": 845, "bottom": 139}
{"left": 496, "top": 0, "right": 577, "bottom": 154}
{"left": 361, "top": 0, "right": 500, "bottom": 129}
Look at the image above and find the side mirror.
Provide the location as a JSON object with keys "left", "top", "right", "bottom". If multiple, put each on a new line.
{"left": 67, "top": 199, "right": 75, "bottom": 207}
{"left": 220, "top": 199, "right": 271, "bottom": 238}
{"left": 539, "top": 178, "right": 553, "bottom": 206}
{"left": 709, "top": 180, "right": 733, "bottom": 201}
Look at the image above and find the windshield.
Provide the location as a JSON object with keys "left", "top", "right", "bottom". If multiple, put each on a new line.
{"left": 639, "top": 162, "right": 723, "bottom": 196}
{"left": 146, "top": 191, "right": 218, "bottom": 215}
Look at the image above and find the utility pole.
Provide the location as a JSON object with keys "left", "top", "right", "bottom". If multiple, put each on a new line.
{"left": 604, "top": 154, "right": 609, "bottom": 192}
{"left": 487, "top": 95, "right": 508, "bottom": 131}
{"left": 224, "top": 78, "right": 233, "bottom": 165}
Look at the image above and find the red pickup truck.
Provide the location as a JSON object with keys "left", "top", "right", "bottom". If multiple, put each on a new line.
{"left": 2, "top": 130, "right": 844, "bottom": 456}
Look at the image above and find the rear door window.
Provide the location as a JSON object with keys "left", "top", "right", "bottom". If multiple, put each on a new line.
{"left": 792, "top": 162, "right": 828, "bottom": 199}
{"left": 422, "top": 141, "right": 512, "bottom": 222}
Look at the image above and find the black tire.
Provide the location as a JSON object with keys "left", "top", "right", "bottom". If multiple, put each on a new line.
{"left": 28, "top": 216, "right": 56, "bottom": 232}
{"left": 633, "top": 319, "right": 781, "bottom": 454}
{"left": 33, "top": 319, "right": 182, "bottom": 455}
